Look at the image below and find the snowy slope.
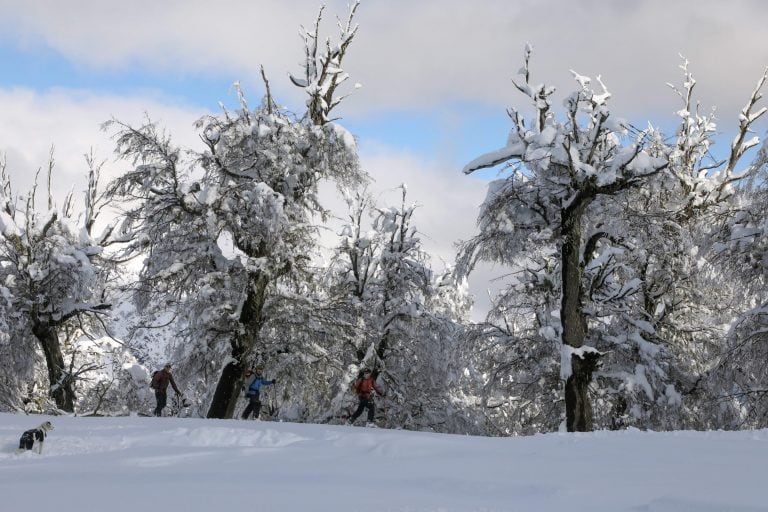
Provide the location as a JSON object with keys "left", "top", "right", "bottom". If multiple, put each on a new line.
{"left": 0, "top": 413, "right": 765, "bottom": 512}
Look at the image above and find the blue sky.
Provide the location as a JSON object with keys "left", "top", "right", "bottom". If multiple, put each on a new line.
{"left": 0, "top": 0, "right": 765, "bottom": 318}
{"left": 0, "top": 29, "right": 513, "bottom": 172}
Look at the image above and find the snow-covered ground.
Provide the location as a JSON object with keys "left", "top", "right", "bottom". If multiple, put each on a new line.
{"left": 0, "top": 413, "right": 765, "bottom": 512}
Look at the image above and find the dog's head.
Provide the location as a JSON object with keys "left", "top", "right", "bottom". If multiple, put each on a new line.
{"left": 38, "top": 421, "right": 54, "bottom": 433}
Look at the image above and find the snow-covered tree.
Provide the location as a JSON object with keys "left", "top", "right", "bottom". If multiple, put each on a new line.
{"left": 460, "top": 49, "right": 768, "bottom": 432}
{"left": 323, "top": 186, "right": 473, "bottom": 431}
{"left": 104, "top": 3, "right": 366, "bottom": 419}
{"left": 0, "top": 153, "right": 113, "bottom": 412}
{"left": 460, "top": 47, "right": 668, "bottom": 431}
{"left": 457, "top": 259, "right": 564, "bottom": 435}
{"left": 236, "top": 185, "right": 471, "bottom": 430}
{"left": 630, "top": 63, "right": 768, "bottom": 430}
{"left": 710, "top": 130, "right": 768, "bottom": 428}
{"left": 589, "top": 63, "right": 768, "bottom": 430}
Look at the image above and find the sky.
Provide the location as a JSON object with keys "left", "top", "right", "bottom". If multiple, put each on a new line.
{"left": 0, "top": 0, "right": 766, "bottom": 319}
{"left": 1, "top": 412, "right": 766, "bottom": 511}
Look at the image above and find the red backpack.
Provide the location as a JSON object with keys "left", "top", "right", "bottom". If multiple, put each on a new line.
{"left": 150, "top": 371, "right": 161, "bottom": 390}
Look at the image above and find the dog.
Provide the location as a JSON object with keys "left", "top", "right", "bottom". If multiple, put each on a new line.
{"left": 16, "top": 421, "right": 54, "bottom": 454}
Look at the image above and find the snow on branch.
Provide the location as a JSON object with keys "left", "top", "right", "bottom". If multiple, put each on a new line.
{"left": 292, "top": 0, "right": 361, "bottom": 125}
{"left": 462, "top": 144, "right": 526, "bottom": 175}
{"left": 726, "top": 67, "right": 768, "bottom": 178}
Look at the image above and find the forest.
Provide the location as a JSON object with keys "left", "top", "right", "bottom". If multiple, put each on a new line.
{"left": 1, "top": 3, "right": 767, "bottom": 436}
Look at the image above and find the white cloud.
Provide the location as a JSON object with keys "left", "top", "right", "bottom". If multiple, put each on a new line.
{"left": 0, "top": 0, "right": 766, "bottom": 121}
{"left": 361, "top": 147, "right": 486, "bottom": 261}
{"left": 0, "top": 86, "right": 485, "bottom": 258}
{"left": 0, "top": 87, "right": 204, "bottom": 204}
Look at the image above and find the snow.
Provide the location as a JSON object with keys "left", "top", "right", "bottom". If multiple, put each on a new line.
{"left": 633, "top": 364, "right": 655, "bottom": 400}
{"left": 664, "top": 384, "right": 683, "bottom": 406}
{"left": 1, "top": 413, "right": 765, "bottom": 512}
{"left": 329, "top": 122, "right": 357, "bottom": 151}
{"left": 123, "top": 363, "right": 150, "bottom": 383}
{"left": 255, "top": 124, "right": 272, "bottom": 138}
{"left": 0, "top": 210, "right": 19, "bottom": 238}
{"left": 538, "top": 125, "right": 558, "bottom": 146}
{"left": 462, "top": 143, "right": 525, "bottom": 174}
{"left": 561, "top": 344, "right": 602, "bottom": 380}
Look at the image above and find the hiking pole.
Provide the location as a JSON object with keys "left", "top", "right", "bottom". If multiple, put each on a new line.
{"left": 382, "top": 393, "right": 387, "bottom": 429}
{"left": 270, "top": 383, "right": 278, "bottom": 420}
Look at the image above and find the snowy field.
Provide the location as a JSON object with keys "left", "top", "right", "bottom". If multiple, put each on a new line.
{"left": 0, "top": 413, "right": 766, "bottom": 512}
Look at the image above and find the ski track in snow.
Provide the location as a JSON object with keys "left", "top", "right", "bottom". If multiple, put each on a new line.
{"left": 0, "top": 413, "right": 766, "bottom": 512}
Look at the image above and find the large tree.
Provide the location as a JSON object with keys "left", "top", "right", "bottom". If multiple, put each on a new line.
{"left": 460, "top": 47, "right": 668, "bottom": 431}
{"left": 105, "top": 3, "right": 365, "bottom": 419}
{"left": 0, "top": 154, "right": 113, "bottom": 412}
{"left": 711, "top": 125, "right": 768, "bottom": 428}
{"left": 597, "top": 62, "right": 768, "bottom": 430}
{"left": 460, "top": 49, "right": 768, "bottom": 432}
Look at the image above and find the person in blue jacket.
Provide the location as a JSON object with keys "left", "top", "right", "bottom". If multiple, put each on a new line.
{"left": 241, "top": 366, "right": 276, "bottom": 420}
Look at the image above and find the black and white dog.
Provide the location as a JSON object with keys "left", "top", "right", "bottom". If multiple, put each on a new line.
{"left": 17, "top": 421, "right": 54, "bottom": 454}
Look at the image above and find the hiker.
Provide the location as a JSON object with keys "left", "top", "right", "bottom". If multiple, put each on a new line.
{"left": 241, "top": 366, "right": 276, "bottom": 420}
{"left": 349, "top": 368, "right": 384, "bottom": 425}
{"left": 150, "top": 363, "right": 182, "bottom": 417}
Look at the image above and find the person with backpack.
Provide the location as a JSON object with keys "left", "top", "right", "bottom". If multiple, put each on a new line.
{"left": 241, "top": 366, "right": 276, "bottom": 420}
{"left": 150, "top": 363, "right": 182, "bottom": 417}
{"left": 349, "top": 368, "right": 384, "bottom": 426}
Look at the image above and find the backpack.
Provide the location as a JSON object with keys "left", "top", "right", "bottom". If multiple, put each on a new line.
{"left": 150, "top": 371, "right": 160, "bottom": 390}
{"left": 247, "top": 379, "right": 260, "bottom": 397}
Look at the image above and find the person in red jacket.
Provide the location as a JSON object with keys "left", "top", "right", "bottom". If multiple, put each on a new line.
{"left": 349, "top": 368, "right": 384, "bottom": 425}
{"left": 150, "top": 363, "right": 182, "bottom": 417}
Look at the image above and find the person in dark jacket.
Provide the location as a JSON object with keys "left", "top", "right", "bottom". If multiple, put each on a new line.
{"left": 241, "top": 367, "right": 276, "bottom": 420}
{"left": 150, "top": 363, "right": 182, "bottom": 417}
{"left": 349, "top": 368, "right": 384, "bottom": 425}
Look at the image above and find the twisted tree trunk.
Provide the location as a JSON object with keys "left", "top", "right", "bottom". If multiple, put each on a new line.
{"left": 206, "top": 271, "right": 270, "bottom": 419}
{"left": 32, "top": 322, "right": 75, "bottom": 412}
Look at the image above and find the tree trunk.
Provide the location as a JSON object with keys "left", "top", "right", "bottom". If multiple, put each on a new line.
{"left": 206, "top": 359, "right": 245, "bottom": 419}
{"left": 565, "top": 351, "right": 600, "bottom": 431}
{"left": 32, "top": 322, "right": 75, "bottom": 412}
{"left": 560, "top": 198, "right": 599, "bottom": 432}
{"left": 206, "top": 271, "right": 270, "bottom": 419}
{"left": 560, "top": 202, "right": 587, "bottom": 350}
